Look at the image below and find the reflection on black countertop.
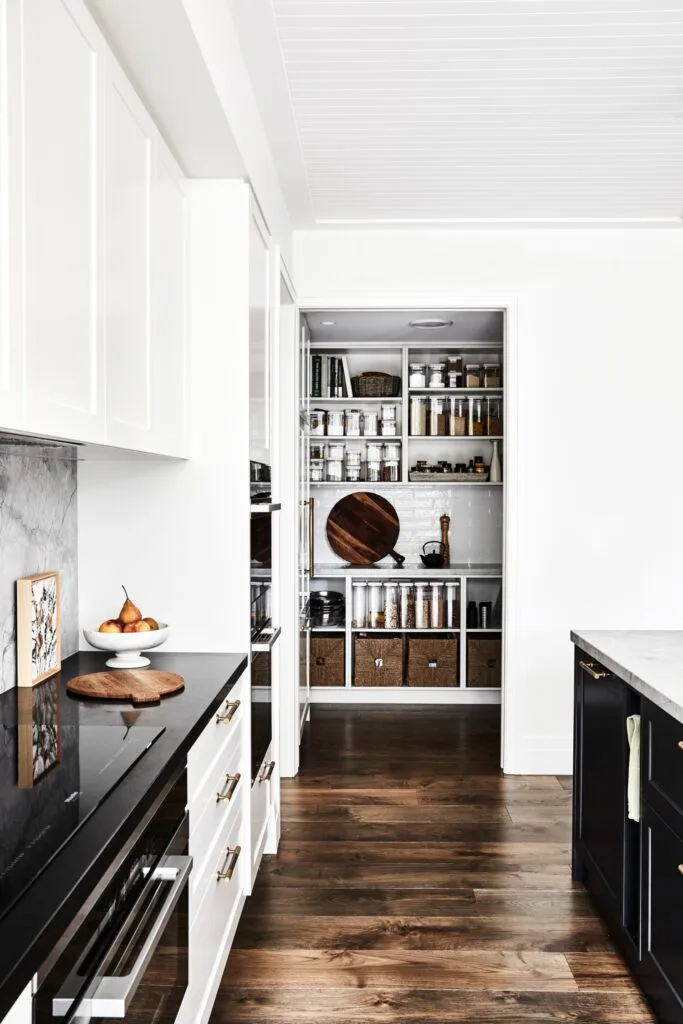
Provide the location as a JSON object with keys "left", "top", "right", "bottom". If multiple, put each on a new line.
{"left": 0, "top": 649, "right": 247, "bottom": 1021}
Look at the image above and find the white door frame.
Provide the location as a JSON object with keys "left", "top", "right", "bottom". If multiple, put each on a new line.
{"left": 295, "top": 292, "right": 520, "bottom": 775}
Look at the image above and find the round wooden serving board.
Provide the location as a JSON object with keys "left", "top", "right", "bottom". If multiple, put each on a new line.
{"left": 326, "top": 491, "right": 405, "bottom": 566}
{"left": 67, "top": 670, "right": 185, "bottom": 705}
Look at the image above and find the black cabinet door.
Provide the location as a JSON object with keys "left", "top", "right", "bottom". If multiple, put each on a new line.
{"left": 642, "top": 806, "right": 683, "bottom": 1022}
{"left": 575, "top": 658, "right": 629, "bottom": 923}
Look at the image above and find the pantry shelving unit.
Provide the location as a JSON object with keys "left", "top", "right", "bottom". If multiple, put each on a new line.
{"left": 302, "top": 324, "right": 505, "bottom": 705}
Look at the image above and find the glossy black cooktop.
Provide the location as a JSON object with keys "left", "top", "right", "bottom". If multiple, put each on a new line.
{"left": 0, "top": 706, "right": 164, "bottom": 924}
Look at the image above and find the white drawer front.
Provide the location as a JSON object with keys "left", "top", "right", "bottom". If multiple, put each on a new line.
{"left": 190, "top": 811, "right": 244, "bottom": 968}
{"left": 190, "top": 738, "right": 243, "bottom": 892}
{"left": 251, "top": 748, "right": 274, "bottom": 874}
{"left": 188, "top": 680, "right": 244, "bottom": 802}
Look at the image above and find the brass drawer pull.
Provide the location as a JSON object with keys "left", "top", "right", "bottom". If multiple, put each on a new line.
{"left": 678, "top": 742, "right": 683, "bottom": 751}
{"left": 217, "top": 845, "right": 241, "bottom": 881}
{"left": 259, "top": 760, "right": 276, "bottom": 784}
{"left": 216, "top": 772, "right": 241, "bottom": 803}
{"left": 216, "top": 699, "right": 240, "bottom": 724}
{"left": 678, "top": 864, "right": 683, "bottom": 876}
{"left": 579, "top": 660, "right": 609, "bottom": 681}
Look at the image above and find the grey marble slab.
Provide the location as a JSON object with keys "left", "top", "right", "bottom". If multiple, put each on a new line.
{"left": 571, "top": 630, "right": 683, "bottom": 725}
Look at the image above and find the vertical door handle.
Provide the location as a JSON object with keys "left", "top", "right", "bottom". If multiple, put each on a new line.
{"left": 304, "top": 497, "right": 315, "bottom": 577}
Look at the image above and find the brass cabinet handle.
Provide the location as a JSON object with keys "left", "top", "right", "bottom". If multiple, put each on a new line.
{"left": 217, "top": 845, "right": 241, "bottom": 881}
{"left": 579, "top": 660, "right": 609, "bottom": 680}
{"left": 259, "top": 760, "right": 276, "bottom": 784}
{"left": 216, "top": 699, "right": 240, "bottom": 724}
{"left": 303, "top": 497, "right": 315, "bottom": 577}
{"left": 216, "top": 772, "right": 241, "bottom": 803}
{"left": 678, "top": 864, "right": 683, "bottom": 876}
{"left": 678, "top": 742, "right": 683, "bottom": 751}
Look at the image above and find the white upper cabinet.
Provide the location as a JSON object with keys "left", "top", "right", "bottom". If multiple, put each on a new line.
{"left": 249, "top": 206, "right": 271, "bottom": 464}
{"left": 21, "top": 0, "right": 106, "bottom": 443}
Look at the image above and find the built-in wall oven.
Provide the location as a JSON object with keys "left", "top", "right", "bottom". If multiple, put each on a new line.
{"left": 250, "top": 461, "right": 280, "bottom": 783}
{"left": 35, "top": 768, "right": 190, "bottom": 1024}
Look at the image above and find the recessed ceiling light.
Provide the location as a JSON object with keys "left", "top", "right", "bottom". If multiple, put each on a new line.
{"left": 320, "top": 320, "right": 336, "bottom": 327}
{"left": 409, "top": 318, "right": 453, "bottom": 330}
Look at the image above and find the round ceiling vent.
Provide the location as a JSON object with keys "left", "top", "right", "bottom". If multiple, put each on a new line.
{"left": 409, "top": 318, "right": 453, "bottom": 330}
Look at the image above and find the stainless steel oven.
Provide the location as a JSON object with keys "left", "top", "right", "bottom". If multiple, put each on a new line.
{"left": 35, "top": 768, "right": 190, "bottom": 1024}
{"left": 250, "top": 461, "right": 280, "bottom": 782}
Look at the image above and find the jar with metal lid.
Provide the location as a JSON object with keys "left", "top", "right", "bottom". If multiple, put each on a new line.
{"left": 352, "top": 582, "right": 367, "bottom": 628}
{"left": 310, "top": 460, "right": 325, "bottom": 482}
{"left": 399, "top": 583, "right": 416, "bottom": 628}
{"left": 367, "top": 582, "right": 384, "bottom": 628}
{"left": 366, "top": 441, "right": 383, "bottom": 461}
{"left": 448, "top": 396, "right": 468, "bottom": 436}
{"left": 382, "top": 460, "right": 400, "bottom": 482}
{"left": 410, "top": 396, "right": 427, "bottom": 436}
{"left": 469, "top": 397, "right": 485, "bottom": 436}
{"left": 309, "top": 442, "right": 325, "bottom": 460}
{"left": 345, "top": 409, "right": 362, "bottom": 436}
{"left": 326, "top": 460, "right": 343, "bottom": 482}
{"left": 448, "top": 355, "right": 463, "bottom": 376}
{"left": 366, "top": 461, "right": 381, "bottom": 483}
{"left": 363, "top": 410, "right": 379, "bottom": 436}
{"left": 409, "top": 362, "right": 427, "bottom": 388}
{"left": 430, "top": 582, "right": 445, "bottom": 628}
{"left": 428, "top": 363, "right": 446, "bottom": 388}
{"left": 326, "top": 410, "right": 345, "bottom": 436}
{"left": 474, "top": 456, "right": 487, "bottom": 476}
{"left": 384, "top": 582, "right": 399, "bottom": 629}
{"left": 429, "top": 396, "right": 447, "bottom": 436}
{"left": 381, "top": 402, "right": 396, "bottom": 421}
{"left": 326, "top": 441, "right": 346, "bottom": 460}
{"left": 465, "top": 364, "right": 482, "bottom": 388}
{"left": 448, "top": 371, "right": 462, "bottom": 389}
{"left": 414, "top": 583, "right": 431, "bottom": 629}
{"left": 445, "top": 582, "right": 460, "bottom": 628}
{"left": 309, "top": 410, "right": 325, "bottom": 436}
{"left": 382, "top": 442, "right": 401, "bottom": 461}
{"left": 484, "top": 363, "right": 501, "bottom": 388}
{"left": 486, "top": 396, "right": 503, "bottom": 437}
{"left": 380, "top": 419, "right": 397, "bottom": 436}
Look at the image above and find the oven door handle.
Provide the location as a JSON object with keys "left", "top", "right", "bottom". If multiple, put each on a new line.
{"left": 251, "top": 625, "right": 281, "bottom": 653}
{"left": 52, "top": 854, "right": 192, "bottom": 1019}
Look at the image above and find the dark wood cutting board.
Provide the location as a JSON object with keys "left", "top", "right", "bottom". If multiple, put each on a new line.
{"left": 326, "top": 491, "right": 405, "bottom": 566}
{"left": 67, "top": 670, "right": 185, "bottom": 705}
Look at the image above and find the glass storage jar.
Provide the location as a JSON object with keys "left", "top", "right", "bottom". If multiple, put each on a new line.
{"left": 346, "top": 465, "right": 362, "bottom": 482}
{"left": 399, "top": 583, "right": 416, "bottom": 628}
{"left": 448, "top": 396, "right": 468, "bottom": 436}
{"left": 382, "top": 460, "right": 400, "bottom": 482}
{"left": 445, "top": 582, "right": 460, "bottom": 628}
{"left": 414, "top": 583, "right": 431, "bottom": 629}
{"left": 384, "top": 582, "right": 399, "bottom": 629}
{"left": 382, "top": 442, "right": 401, "bottom": 461}
{"left": 363, "top": 410, "right": 379, "bottom": 436}
{"left": 410, "top": 396, "right": 427, "bottom": 436}
{"left": 309, "top": 442, "right": 325, "bottom": 460}
{"left": 310, "top": 459, "right": 325, "bottom": 482}
{"left": 484, "top": 363, "right": 501, "bottom": 388}
{"left": 409, "top": 362, "right": 427, "bottom": 388}
{"left": 380, "top": 418, "right": 397, "bottom": 436}
{"left": 428, "top": 363, "right": 446, "bottom": 388}
{"left": 309, "top": 410, "right": 325, "bottom": 436}
{"left": 326, "top": 410, "right": 345, "bottom": 436}
{"left": 352, "top": 582, "right": 367, "bottom": 629}
{"left": 429, "top": 396, "right": 447, "bottom": 436}
{"left": 366, "top": 442, "right": 383, "bottom": 461}
{"left": 448, "top": 371, "right": 463, "bottom": 389}
{"left": 345, "top": 409, "right": 362, "bottom": 436}
{"left": 326, "top": 459, "right": 343, "bottom": 482}
{"left": 465, "top": 364, "right": 482, "bottom": 388}
{"left": 430, "top": 582, "right": 445, "bottom": 628}
{"left": 486, "top": 396, "right": 503, "bottom": 437}
{"left": 381, "top": 403, "right": 397, "bottom": 421}
{"left": 366, "top": 461, "right": 381, "bottom": 483}
{"left": 469, "top": 397, "right": 485, "bottom": 436}
{"left": 345, "top": 448, "right": 362, "bottom": 467}
{"left": 326, "top": 441, "right": 346, "bottom": 461}
{"left": 367, "top": 582, "right": 384, "bottom": 628}
{"left": 448, "top": 355, "right": 463, "bottom": 376}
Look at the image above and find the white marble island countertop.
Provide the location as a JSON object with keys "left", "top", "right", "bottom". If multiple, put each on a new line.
{"left": 571, "top": 630, "right": 683, "bottom": 724}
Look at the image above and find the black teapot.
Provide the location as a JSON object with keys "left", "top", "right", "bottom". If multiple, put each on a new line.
{"left": 420, "top": 541, "right": 445, "bottom": 569}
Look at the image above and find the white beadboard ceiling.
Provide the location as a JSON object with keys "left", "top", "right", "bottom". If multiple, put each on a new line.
{"left": 230, "top": 0, "right": 683, "bottom": 225}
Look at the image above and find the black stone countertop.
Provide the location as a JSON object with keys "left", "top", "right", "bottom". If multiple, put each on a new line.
{"left": 0, "top": 649, "right": 247, "bottom": 1019}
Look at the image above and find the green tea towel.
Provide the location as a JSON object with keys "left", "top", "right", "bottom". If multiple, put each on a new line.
{"left": 626, "top": 714, "right": 641, "bottom": 822}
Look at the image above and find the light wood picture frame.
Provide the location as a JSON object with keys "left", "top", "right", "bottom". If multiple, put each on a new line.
{"left": 16, "top": 571, "right": 61, "bottom": 688}
{"left": 17, "top": 679, "right": 62, "bottom": 788}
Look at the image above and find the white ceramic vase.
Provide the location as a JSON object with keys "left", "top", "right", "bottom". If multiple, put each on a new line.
{"left": 489, "top": 440, "right": 502, "bottom": 483}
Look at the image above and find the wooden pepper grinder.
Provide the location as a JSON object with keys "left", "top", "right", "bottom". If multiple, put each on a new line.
{"left": 440, "top": 513, "right": 451, "bottom": 568}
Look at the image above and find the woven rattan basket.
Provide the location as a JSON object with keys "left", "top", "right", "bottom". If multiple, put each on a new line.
{"left": 407, "top": 636, "right": 458, "bottom": 686}
{"left": 467, "top": 636, "right": 501, "bottom": 688}
{"left": 311, "top": 636, "right": 345, "bottom": 686}
{"left": 351, "top": 372, "right": 401, "bottom": 398}
{"left": 354, "top": 635, "right": 403, "bottom": 686}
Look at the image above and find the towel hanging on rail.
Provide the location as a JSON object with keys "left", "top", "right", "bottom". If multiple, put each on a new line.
{"left": 626, "top": 714, "right": 641, "bottom": 823}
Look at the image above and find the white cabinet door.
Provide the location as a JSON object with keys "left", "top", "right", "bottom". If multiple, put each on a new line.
{"left": 151, "top": 148, "right": 188, "bottom": 456}
{"left": 0, "top": 984, "right": 31, "bottom": 1024}
{"left": 249, "top": 207, "right": 270, "bottom": 463}
{"left": 103, "top": 65, "right": 153, "bottom": 451}
{"left": 0, "top": 0, "right": 25, "bottom": 431}
{"left": 21, "top": 0, "right": 105, "bottom": 442}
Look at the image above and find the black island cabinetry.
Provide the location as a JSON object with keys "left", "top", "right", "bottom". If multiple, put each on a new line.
{"left": 572, "top": 639, "right": 683, "bottom": 1024}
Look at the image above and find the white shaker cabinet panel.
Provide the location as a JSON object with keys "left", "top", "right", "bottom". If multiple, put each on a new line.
{"left": 0, "top": 984, "right": 31, "bottom": 1024}
{"left": 103, "top": 69, "right": 153, "bottom": 450}
{"left": 0, "top": 0, "right": 25, "bottom": 431}
{"left": 21, "top": 0, "right": 105, "bottom": 442}
{"left": 249, "top": 208, "right": 270, "bottom": 464}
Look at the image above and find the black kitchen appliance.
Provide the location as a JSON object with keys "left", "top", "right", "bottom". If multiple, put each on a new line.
{"left": 250, "top": 461, "right": 280, "bottom": 782}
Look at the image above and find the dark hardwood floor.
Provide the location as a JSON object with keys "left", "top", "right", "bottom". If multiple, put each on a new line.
{"left": 211, "top": 706, "right": 653, "bottom": 1023}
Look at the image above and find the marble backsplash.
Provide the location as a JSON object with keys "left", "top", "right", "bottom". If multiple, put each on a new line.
{"left": 0, "top": 438, "right": 78, "bottom": 692}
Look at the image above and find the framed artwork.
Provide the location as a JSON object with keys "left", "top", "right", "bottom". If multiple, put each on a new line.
{"left": 18, "top": 679, "right": 61, "bottom": 788}
{"left": 16, "top": 571, "right": 61, "bottom": 688}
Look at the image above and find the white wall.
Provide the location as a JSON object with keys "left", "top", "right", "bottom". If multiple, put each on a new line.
{"left": 294, "top": 227, "right": 683, "bottom": 774}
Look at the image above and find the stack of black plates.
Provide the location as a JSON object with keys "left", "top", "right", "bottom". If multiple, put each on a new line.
{"left": 309, "top": 590, "right": 345, "bottom": 628}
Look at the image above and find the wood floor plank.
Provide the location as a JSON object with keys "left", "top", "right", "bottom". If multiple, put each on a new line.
{"left": 256, "top": 861, "right": 576, "bottom": 890}
{"left": 565, "top": 952, "right": 642, "bottom": 992}
{"left": 271, "top": 840, "right": 570, "bottom": 866}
